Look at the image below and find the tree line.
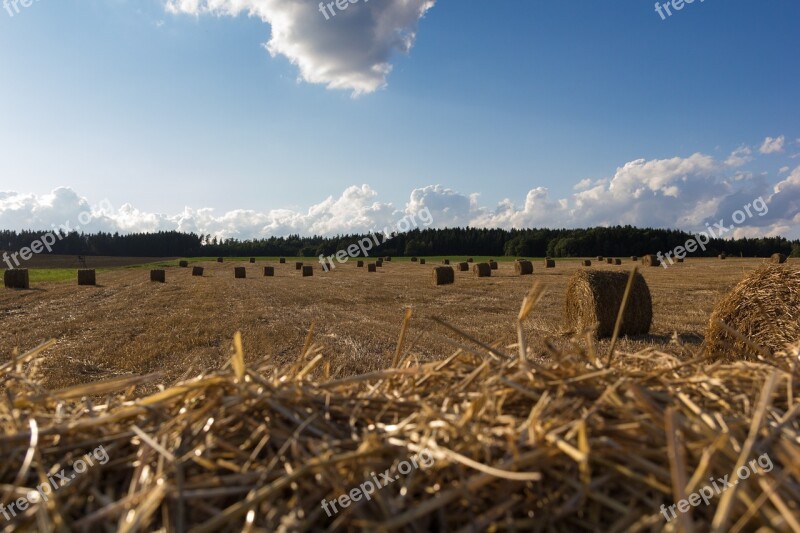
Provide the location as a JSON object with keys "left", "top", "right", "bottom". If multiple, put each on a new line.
{"left": 1, "top": 226, "right": 798, "bottom": 259}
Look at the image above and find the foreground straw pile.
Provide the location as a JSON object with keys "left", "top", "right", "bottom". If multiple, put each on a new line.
{"left": 1, "top": 286, "right": 799, "bottom": 531}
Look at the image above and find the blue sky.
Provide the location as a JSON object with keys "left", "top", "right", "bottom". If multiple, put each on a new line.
{"left": 0, "top": 0, "right": 798, "bottom": 239}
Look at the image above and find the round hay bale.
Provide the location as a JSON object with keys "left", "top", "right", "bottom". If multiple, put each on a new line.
{"left": 192, "top": 266, "right": 204, "bottom": 277}
{"left": 357, "top": 260, "right": 364, "bottom": 268}
{"left": 641, "top": 255, "right": 660, "bottom": 267}
{"left": 217, "top": 258, "right": 223, "bottom": 263}
{"left": 385, "top": 257, "right": 392, "bottom": 262}
{"left": 295, "top": 262, "right": 303, "bottom": 270}
{"left": 179, "top": 260, "right": 189, "bottom": 268}
{"left": 676, "top": 258, "right": 684, "bottom": 263}
{"left": 376, "top": 259, "right": 384, "bottom": 267}
{"left": 264, "top": 267, "right": 275, "bottom": 277}
{"left": 457, "top": 262, "right": 469, "bottom": 272}
{"left": 597, "top": 256, "right": 604, "bottom": 261}
{"left": 565, "top": 270, "right": 653, "bottom": 339}
{"left": 234, "top": 267, "right": 246, "bottom": 279}
{"left": 704, "top": 265, "right": 800, "bottom": 357}
{"left": 631, "top": 256, "right": 638, "bottom": 262}
{"left": 302, "top": 266, "right": 313, "bottom": 277}
{"left": 614, "top": 259, "right": 622, "bottom": 265}
{"left": 433, "top": 266, "right": 455, "bottom": 286}
{"left": 150, "top": 269, "right": 166, "bottom": 283}
{"left": 771, "top": 253, "right": 787, "bottom": 264}
{"left": 368, "top": 263, "right": 377, "bottom": 272}
{"left": 4, "top": 269, "right": 29, "bottom": 289}
{"left": 583, "top": 260, "right": 592, "bottom": 267}
{"left": 411, "top": 257, "right": 418, "bottom": 262}
{"left": 419, "top": 259, "right": 426, "bottom": 265}
{"left": 473, "top": 263, "right": 491, "bottom": 277}
{"left": 249, "top": 258, "right": 256, "bottom": 264}
{"left": 545, "top": 259, "right": 555, "bottom": 269}
{"left": 606, "top": 258, "right": 613, "bottom": 264}
{"left": 279, "top": 258, "right": 286, "bottom": 264}
{"left": 467, "top": 257, "right": 474, "bottom": 263}
{"left": 515, "top": 260, "right": 534, "bottom": 275}
{"left": 489, "top": 261, "right": 498, "bottom": 270}
{"left": 719, "top": 253, "right": 727, "bottom": 260}
{"left": 77, "top": 269, "right": 96, "bottom": 286}
{"left": 442, "top": 259, "right": 450, "bottom": 265}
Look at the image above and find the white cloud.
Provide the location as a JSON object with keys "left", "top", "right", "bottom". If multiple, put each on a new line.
{"left": 165, "top": 0, "right": 435, "bottom": 95}
{"left": 760, "top": 135, "right": 785, "bottom": 154}
{"left": 725, "top": 145, "right": 752, "bottom": 167}
{"left": 779, "top": 166, "right": 790, "bottom": 174}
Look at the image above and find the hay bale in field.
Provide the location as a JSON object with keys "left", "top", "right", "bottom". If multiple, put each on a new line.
{"left": 614, "top": 259, "right": 622, "bottom": 265}
{"left": 489, "top": 260, "right": 498, "bottom": 270}
{"left": 583, "top": 260, "right": 592, "bottom": 267}
{"left": 771, "top": 253, "right": 787, "bottom": 264}
{"left": 264, "top": 267, "right": 274, "bottom": 277}
{"left": 719, "top": 253, "right": 727, "bottom": 260}
{"left": 368, "top": 263, "right": 377, "bottom": 272}
{"left": 457, "top": 262, "right": 469, "bottom": 272}
{"left": 249, "top": 258, "right": 256, "bottom": 264}
{"left": 565, "top": 270, "right": 653, "bottom": 339}
{"left": 357, "top": 260, "right": 364, "bottom": 268}
{"left": 150, "top": 270, "right": 166, "bottom": 283}
{"left": 597, "top": 256, "right": 604, "bottom": 261}
{"left": 606, "top": 258, "right": 613, "bottom": 264}
{"left": 467, "top": 257, "right": 474, "bottom": 263}
{"left": 641, "top": 255, "right": 660, "bottom": 267}
{"left": 676, "top": 258, "right": 684, "bottom": 263}
{"left": 419, "top": 259, "right": 426, "bottom": 265}
{"left": 433, "top": 266, "right": 455, "bottom": 286}
{"left": 631, "top": 256, "right": 638, "bottom": 262}
{"left": 515, "top": 260, "right": 534, "bottom": 275}
{"left": 179, "top": 260, "right": 189, "bottom": 268}
{"left": 473, "top": 263, "right": 491, "bottom": 277}
{"left": 4, "top": 269, "right": 29, "bottom": 289}
{"left": 235, "top": 267, "right": 246, "bottom": 279}
{"left": 411, "top": 257, "right": 418, "bottom": 262}
{"left": 295, "top": 262, "right": 303, "bottom": 270}
{"left": 442, "top": 259, "right": 450, "bottom": 265}
{"left": 704, "top": 264, "right": 800, "bottom": 357}
{"left": 385, "top": 257, "right": 392, "bottom": 262}
{"left": 279, "top": 258, "right": 286, "bottom": 264}
{"left": 217, "top": 258, "right": 223, "bottom": 263}
{"left": 545, "top": 259, "right": 556, "bottom": 269}
{"left": 302, "top": 266, "right": 313, "bottom": 277}
{"left": 77, "top": 269, "right": 96, "bottom": 286}
{"left": 192, "top": 267, "right": 204, "bottom": 277}
{"left": 376, "top": 259, "right": 383, "bottom": 267}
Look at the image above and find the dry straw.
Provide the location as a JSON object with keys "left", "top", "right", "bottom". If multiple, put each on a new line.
{"left": 565, "top": 269, "right": 652, "bottom": 339}
{"left": 3, "top": 269, "right": 29, "bottom": 289}
{"left": 705, "top": 264, "right": 799, "bottom": 358}
{"left": 77, "top": 269, "right": 96, "bottom": 286}
{"left": 433, "top": 265, "right": 454, "bottom": 285}
{"left": 150, "top": 269, "right": 166, "bottom": 283}
{"left": 515, "top": 260, "right": 533, "bottom": 275}
{"left": 0, "top": 289, "right": 797, "bottom": 531}
{"left": 473, "top": 263, "right": 491, "bottom": 277}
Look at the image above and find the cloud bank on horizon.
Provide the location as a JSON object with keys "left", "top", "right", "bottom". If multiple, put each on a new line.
{"left": 2, "top": 145, "right": 799, "bottom": 241}
{"left": 164, "top": 0, "right": 436, "bottom": 95}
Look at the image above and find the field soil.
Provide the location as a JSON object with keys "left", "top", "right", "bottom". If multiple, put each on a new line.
{"left": 0, "top": 257, "right": 782, "bottom": 390}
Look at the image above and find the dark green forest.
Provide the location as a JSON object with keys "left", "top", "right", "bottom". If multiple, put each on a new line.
{"left": 2, "top": 226, "right": 798, "bottom": 260}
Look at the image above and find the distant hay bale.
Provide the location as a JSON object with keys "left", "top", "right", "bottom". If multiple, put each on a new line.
{"left": 565, "top": 270, "right": 653, "bottom": 339}
{"left": 376, "top": 260, "right": 383, "bottom": 267}
{"left": 515, "top": 260, "right": 534, "bottom": 275}
{"left": 4, "top": 269, "right": 29, "bottom": 289}
{"left": 704, "top": 265, "right": 800, "bottom": 357}
{"left": 235, "top": 267, "right": 246, "bottom": 279}
{"left": 614, "top": 259, "right": 622, "bottom": 265}
{"left": 77, "top": 269, "right": 96, "bottom": 286}
{"left": 771, "top": 253, "right": 787, "bottom": 264}
{"left": 641, "top": 255, "right": 660, "bottom": 267}
{"left": 179, "top": 260, "right": 189, "bottom": 268}
{"left": 489, "top": 261, "right": 498, "bottom": 270}
{"left": 457, "top": 262, "right": 469, "bottom": 272}
{"left": 467, "top": 257, "right": 474, "bottom": 263}
{"left": 150, "top": 270, "right": 166, "bottom": 283}
{"left": 545, "top": 259, "right": 556, "bottom": 269}
{"left": 473, "top": 263, "right": 491, "bottom": 277}
{"left": 385, "top": 257, "right": 392, "bottom": 262}
{"left": 719, "top": 253, "right": 727, "bottom": 260}
{"left": 419, "top": 259, "right": 426, "bottom": 265}
{"left": 357, "top": 260, "right": 364, "bottom": 268}
{"left": 368, "top": 263, "right": 377, "bottom": 272}
{"left": 433, "top": 266, "right": 455, "bottom": 286}
{"left": 302, "top": 266, "right": 313, "bottom": 277}
{"left": 217, "top": 258, "right": 223, "bottom": 263}
{"left": 631, "top": 256, "right": 638, "bottom": 262}
{"left": 249, "top": 258, "right": 256, "bottom": 264}
{"left": 411, "top": 257, "right": 418, "bottom": 262}
{"left": 597, "top": 256, "right": 604, "bottom": 261}
{"left": 264, "top": 267, "right": 274, "bottom": 277}
{"left": 279, "top": 258, "right": 286, "bottom": 264}
{"left": 442, "top": 259, "right": 450, "bottom": 265}
{"left": 583, "top": 260, "right": 592, "bottom": 267}
{"left": 676, "top": 258, "right": 684, "bottom": 263}
{"left": 192, "top": 267, "right": 204, "bottom": 277}
{"left": 295, "top": 262, "right": 303, "bottom": 270}
{"left": 606, "top": 258, "right": 613, "bottom": 264}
